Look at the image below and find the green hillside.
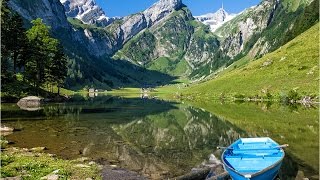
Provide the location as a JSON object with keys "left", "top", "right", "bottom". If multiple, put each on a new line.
{"left": 184, "top": 23, "right": 319, "bottom": 100}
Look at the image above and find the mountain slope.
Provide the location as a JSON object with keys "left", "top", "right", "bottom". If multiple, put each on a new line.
{"left": 8, "top": 0, "right": 183, "bottom": 89}
{"left": 7, "top": 0, "right": 319, "bottom": 89}
{"left": 184, "top": 23, "right": 319, "bottom": 99}
{"left": 114, "top": 7, "right": 223, "bottom": 77}
{"left": 215, "top": 0, "right": 318, "bottom": 59}
{"left": 190, "top": 0, "right": 319, "bottom": 80}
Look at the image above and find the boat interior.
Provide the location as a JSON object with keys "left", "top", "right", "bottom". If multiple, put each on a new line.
{"left": 223, "top": 138, "right": 284, "bottom": 174}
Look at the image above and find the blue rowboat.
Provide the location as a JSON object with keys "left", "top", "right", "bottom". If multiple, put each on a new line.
{"left": 222, "top": 137, "right": 286, "bottom": 180}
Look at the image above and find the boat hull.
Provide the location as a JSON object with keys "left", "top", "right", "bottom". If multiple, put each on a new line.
{"left": 224, "top": 161, "right": 282, "bottom": 180}
{"left": 222, "top": 138, "right": 285, "bottom": 180}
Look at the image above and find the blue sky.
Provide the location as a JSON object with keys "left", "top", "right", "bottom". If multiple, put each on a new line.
{"left": 96, "top": 0, "right": 261, "bottom": 17}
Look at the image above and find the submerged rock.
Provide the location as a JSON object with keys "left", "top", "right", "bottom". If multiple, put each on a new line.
{"left": 0, "top": 126, "right": 14, "bottom": 132}
{"left": 0, "top": 126, "right": 15, "bottom": 137}
{"left": 102, "top": 167, "right": 146, "bottom": 180}
{"left": 30, "top": 147, "right": 47, "bottom": 152}
{"left": 40, "top": 174, "right": 59, "bottom": 180}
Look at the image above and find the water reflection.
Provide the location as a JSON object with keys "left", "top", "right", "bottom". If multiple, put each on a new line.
{"left": 1, "top": 96, "right": 318, "bottom": 179}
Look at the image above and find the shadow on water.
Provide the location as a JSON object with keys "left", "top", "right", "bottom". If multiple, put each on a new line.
{"left": 1, "top": 96, "right": 318, "bottom": 179}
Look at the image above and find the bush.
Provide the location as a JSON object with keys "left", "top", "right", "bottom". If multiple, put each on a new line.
{"left": 279, "top": 92, "right": 289, "bottom": 104}
{"left": 265, "top": 92, "right": 273, "bottom": 100}
{"left": 288, "top": 90, "right": 300, "bottom": 102}
{"left": 234, "top": 94, "right": 246, "bottom": 99}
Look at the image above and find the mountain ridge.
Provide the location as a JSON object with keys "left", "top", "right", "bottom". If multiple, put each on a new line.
{"left": 6, "top": 0, "right": 319, "bottom": 89}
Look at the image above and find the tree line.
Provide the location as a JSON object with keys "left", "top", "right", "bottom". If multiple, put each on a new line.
{"left": 1, "top": 0, "right": 68, "bottom": 95}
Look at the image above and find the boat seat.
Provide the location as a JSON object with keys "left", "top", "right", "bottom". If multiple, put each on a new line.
{"left": 232, "top": 149, "right": 281, "bottom": 156}
{"left": 237, "top": 142, "right": 274, "bottom": 149}
{"left": 225, "top": 156, "right": 282, "bottom": 172}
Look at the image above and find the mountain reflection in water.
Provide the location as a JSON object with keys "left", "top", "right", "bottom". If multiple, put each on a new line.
{"left": 1, "top": 95, "right": 317, "bottom": 179}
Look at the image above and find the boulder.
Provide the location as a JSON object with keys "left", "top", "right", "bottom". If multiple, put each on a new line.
{"left": 30, "top": 147, "right": 47, "bottom": 152}
{"left": 0, "top": 126, "right": 14, "bottom": 132}
{"left": 17, "top": 96, "right": 42, "bottom": 111}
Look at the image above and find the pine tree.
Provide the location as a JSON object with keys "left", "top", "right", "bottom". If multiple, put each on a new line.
{"left": 1, "top": 0, "right": 28, "bottom": 81}
{"left": 25, "top": 18, "right": 59, "bottom": 92}
{"left": 1, "top": 0, "right": 14, "bottom": 82}
{"left": 49, "top": 44, "right": 68, "bottom": 95}
{"left": 10, "top": 13, "right": 28, "bottom": 73}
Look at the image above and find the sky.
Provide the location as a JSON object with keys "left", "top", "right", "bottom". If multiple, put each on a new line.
{"left": 96, "top": 0, "right": 262, "bottom": 17}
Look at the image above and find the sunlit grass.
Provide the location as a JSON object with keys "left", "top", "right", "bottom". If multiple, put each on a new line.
{"left": 1, "top": 148, "right": 102, "bottom": 179}
{"left": 183, "top": 23, "right": 319, "bottom": 100}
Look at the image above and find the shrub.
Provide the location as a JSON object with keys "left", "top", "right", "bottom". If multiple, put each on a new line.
{"left": 288, "top": 90, "right": 300, "bottom": 102}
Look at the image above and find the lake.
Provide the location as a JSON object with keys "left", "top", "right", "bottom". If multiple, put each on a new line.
{"left": 1, "top": 95, "right": 319, "bottom": 179}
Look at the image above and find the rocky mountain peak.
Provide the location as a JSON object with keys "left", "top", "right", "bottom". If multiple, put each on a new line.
{"left": 195, "top": 6, "right": 236, "bottom": 32}
{"left": 215, "top": 7, "right": 228, "bottom": 21}
{"left": 60, "top": 0, "right": 118, "bottom": 27}
{"left": 143, "top": 0, "right": 183, "bottom": 27}
{"left": 154, "top": 0, "right": 183, "bottom": 9}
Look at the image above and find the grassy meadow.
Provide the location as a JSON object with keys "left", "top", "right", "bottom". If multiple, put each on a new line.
{"left": 182, "top": 23, "right": 319, "bottom": 101}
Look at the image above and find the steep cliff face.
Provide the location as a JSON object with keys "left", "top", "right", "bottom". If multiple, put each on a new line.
{"left": 111, "top": 0, "right": 183, "bottom": 44}
{"left": 8, "top": 0, "right": 70, "bottom": 30}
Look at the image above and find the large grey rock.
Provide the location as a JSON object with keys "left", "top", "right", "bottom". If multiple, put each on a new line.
{"left": 17, "top": 96, "right": 42, "bottom": 111}
{"left": 0, "top": 126, "right": 14, "bottom": 132}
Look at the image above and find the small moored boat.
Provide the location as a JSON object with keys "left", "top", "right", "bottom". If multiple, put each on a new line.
{"left": 222, "top": 137, "right": 287, "bottom": 180}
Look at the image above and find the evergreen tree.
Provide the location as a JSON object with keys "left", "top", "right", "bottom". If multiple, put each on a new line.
{"left": 49, "top": 44, "right": 68, "bottom": 95}
{"left": 25, "top": 18, "right": 59, "bottom": 92}
{"left": 1, "top": 0, "right": 28, "bottom": 86}
{"left": 1, "top": 0, "right": 14, "bottom": 82}
{"left": 10, "top": 13, "right": 28, "bottom": 73}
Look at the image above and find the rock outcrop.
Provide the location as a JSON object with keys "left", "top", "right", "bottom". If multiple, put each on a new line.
{"left": 9, "top": 0, "right": 70, "bottom": 30}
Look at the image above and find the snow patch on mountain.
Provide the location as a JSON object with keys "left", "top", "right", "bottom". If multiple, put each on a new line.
{"left": 195, "top": 7, "right": 236, "bottom": 32}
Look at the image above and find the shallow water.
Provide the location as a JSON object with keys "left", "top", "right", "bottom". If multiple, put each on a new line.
{"left": 1, "top": 95, "right": 319, "bottom": 179}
